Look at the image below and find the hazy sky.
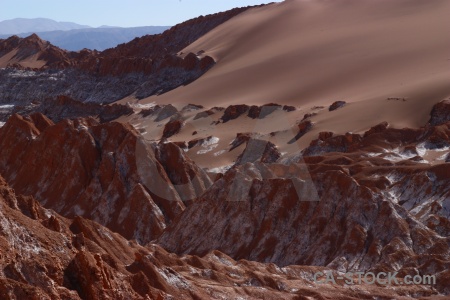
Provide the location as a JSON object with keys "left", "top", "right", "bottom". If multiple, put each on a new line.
{"left": 1, "top": 1, "right": 282, "bottom": 27}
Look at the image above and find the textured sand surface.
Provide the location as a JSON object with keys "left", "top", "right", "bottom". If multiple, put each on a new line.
{"left": 140, "top": 0, "right": 450, "bottom": 131}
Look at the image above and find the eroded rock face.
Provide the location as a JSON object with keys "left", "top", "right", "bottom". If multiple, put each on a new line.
{"left": 220, "top": 104, "right": 250, "bottom": 123}
{"left": 0, "top": 113, "right": 209, "bottom": 244}
{"left": 155, "top": 142, "right": 213, "bottom": 202}
{"left": 235, "top": 139, "right": 281, "bottom": 165}
{"left": 162, "top": 119, "right": 184, "bottom": 138}
{"left": 12, "top": 95, "right": 133, "bottom": 123}
{"left": 329, "top": 100, "right": 346, "bottom": 111}
{"left": 0, "top": 175, "right": 440, "bottom": 299}
{"left": 158, "top": 119, "right": 450, "bottom": 296}
{"left": 429, "top": 100, "right": 450, "bottom": 126}
{"left": 221, "top": 103, "right": 296, "bottom": 123}
{"left": 289, "top": 120, "right": 313, "bottom": 143}
{"left": 2, "top": 108, "right": 450, "bottom": 298}
{"left": 248, "top": 103, "right": 282, "bottom": 119}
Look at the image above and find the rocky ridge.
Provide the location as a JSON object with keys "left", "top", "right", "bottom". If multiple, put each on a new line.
{"left": 1, "top": 103, "right": 450, "bottom": 298}
{"left": 0, "top": 113, "right": 212, "bottom": 244}
{"left": 0, "top": 168, "right": 443, "bottom": 299}
{"left": 0, "top": 5, "right": 257, "bottom": 120}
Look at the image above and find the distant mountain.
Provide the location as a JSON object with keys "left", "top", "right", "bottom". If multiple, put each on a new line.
{"left": 0, "top": 18, "right": 170, "bottom": 50}
{"left": 0, "top": 18, "right": 90, "bottom": 35}
{"left": 0, "top": 26, "right": 171, "bottom": 51}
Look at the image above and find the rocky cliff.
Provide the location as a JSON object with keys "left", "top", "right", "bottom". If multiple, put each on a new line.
{"left": 0, "top": 171, "right": 442, "bottom": 299}
{"left": 0, "top": 113, "right": 212, "bottom": 244}
{"left": 0, "top": 103, "right": 450, "bottom": 298}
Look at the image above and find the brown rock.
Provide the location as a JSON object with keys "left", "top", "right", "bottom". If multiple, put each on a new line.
{"left": 329, "top": 100, "right": 346, "bottom": 111}
{"left": 428, "top": 100, "right": 450, "bottom": 126}
{"left": 288, "top": 120, "right": 313, "bottom": 143}
{"left": 220, "top": 105, "right": 249, "bottom": 123}
{"left": 248, "top": 103, "right": 281, "bottom": 119}
{"left": 0, "top": 114, "right": 188, "bottom": 244}
{"left": 364, "top": 121, "right": 389, "bottom": 137}
{"left": 162, "top": 119, "right": 183, "bottom": 138}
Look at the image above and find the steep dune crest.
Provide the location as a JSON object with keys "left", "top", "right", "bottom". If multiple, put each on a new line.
{"left": 148, "top": 0, "right": 450, "bottom": 129}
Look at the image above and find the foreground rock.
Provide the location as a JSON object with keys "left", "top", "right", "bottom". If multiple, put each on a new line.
{"left": 0, "top": 175, "right": 441, "bottom": 299}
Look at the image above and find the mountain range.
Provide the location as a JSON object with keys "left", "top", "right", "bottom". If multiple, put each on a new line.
{"left": 0, "top": 18, "right": 170, "bottom": 50}
{"left": 0, "top": 18, "right": 91, "bottom": 34}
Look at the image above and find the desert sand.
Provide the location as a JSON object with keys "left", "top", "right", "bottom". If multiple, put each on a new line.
{"left": 127, "top": 0, "right": 450, "bottom": 169}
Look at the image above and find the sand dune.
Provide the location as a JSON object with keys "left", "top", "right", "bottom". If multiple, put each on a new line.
{"left": 142, "top": 0, "right": 450, "bottom": 129}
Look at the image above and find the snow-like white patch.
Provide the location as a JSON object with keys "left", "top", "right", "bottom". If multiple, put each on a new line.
{"left": 77, "top": 124, "right": 89, "bottom": 131}
{"left": 208, "top": 164, "right": 232, "bottom": 174}
{"left": 208, "top": 253, "right": 235, "bottom": 266}
{"left": 202, "top": 136, "right": 220, "bottom": 146}
{"left": 0, "top": 206, "right": 43, "bottom": 257}
{"left": 434, "top": 146, "right": 450, "bottom": 152}
{"left": 437, "top": 153, "right": 449, "bottom": 161}
{"left": 7, "top": 70, "right": 38, "bottom": 78}
{"left": 213, "top": 150, "right": 227, "bottom": 157}
{"left": 0, "top": 122, "right": 5, "bottom": 128}
{"left": 385, "top": 190, "right": 399, "bottom": 204}
{"left": 73, "top": 205, "right": 85, "bottom": 216}
{"left": 0, "top": 104, "right": 14, "bottom": 109}
{"left": 416, "top": 143, "right": 427, "bottom": 157}
{"left": 129, "top": 102, "right": 157, "bottom": 110}
{"left": 197, "top": 137, "right": 220, "bottom": 154}
{"left": 156, "top": 266, "right": 190, "bottom": 289}
{"left": 97, "top": 228, "right": 114, "bottom": 241}
{"left": 385, "top": 173, "right": 402, "bottom": 184}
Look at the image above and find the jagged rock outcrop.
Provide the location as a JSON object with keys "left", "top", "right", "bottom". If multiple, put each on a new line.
{"left": 220, "top": 104, "right": 250, "bottom": 123}
{"left": 248, "top": 103, "right": 282, "bottom": 119}
{"left": 154, "top": 142, "right": 213, "bottom": 202}
{"left": 329, "top": 100, "right": 346, "bottom": 111}
{"left": 162, "top": 119, "right": 184, "bottom": 139}
{"left": 429, "top": 100, "right": 450, "bottom": 126}
{"left": 288, "top": 120, "right": 313, "bottom": 143}
{"left": 158, "top": 118, "right": 450, "bottom": 295}
{"left": 220, "top": 103, "right": 296, "bottom": 123}
{"left": 0, "top": 34, "right": 72, "bottom": 68}
{"left": 235, "top": 140, "right": 281, "bottom": 165}
{"left": 0, "top": 113, "right": 211, "bottom": 244}
{"left": 12, "top": 95, "right": 133, "bottom": 123}
{"left": 193, "top": 106, "right": 223, "bottom": 120}
{"left": 0, "top": 175, "right": 441, "bottom": 299}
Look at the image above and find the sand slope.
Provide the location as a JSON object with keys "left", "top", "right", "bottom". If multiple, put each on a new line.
{"left": 143, "top": 0, "right": 450, "bottom": 128}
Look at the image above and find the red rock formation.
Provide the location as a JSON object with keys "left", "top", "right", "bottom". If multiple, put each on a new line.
{"left": 193, "top": 107, "right": 222, "bottom": 120}
{"left": 155, "top": 142, "right": 213, "bottom": 203}
{"left": 329, "top": 100, "right": 346, "bottom": 111}
{"left": 0, "top": 6, "right": 255, "bottom": 75}
{"left": 0, "top": 175, "right": 439, "bottom": 299}
{"left": 0, "top": 34, "right": 72, "bottom": 68}
{"left": 0, "top": 113, "right": 210, "bottom": 244}
{"left": 429, "top": 99, "right": 450, "bottom": 126}
{"left": 158, "top": 116, "right": 450, "bottom": 296}
{"left": 289, "top": 120, "right": 313, "bottom": 143}
{"left": 1, "top": 106, "right": 450, "bottom": 298}
{"left": 162, "top": 119, "right": 183, "bottom": 138}
{"left": 13, "top": 95, "right": 133, "bottom": 123}
{"left": 235, "top": 139, "right": 281, "bottom": 165}
{"left": 220, "top": 104, "right": 250, "bottom": 123}
{"left": 248, "top": 103, "right": 281, "bottom": 119}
